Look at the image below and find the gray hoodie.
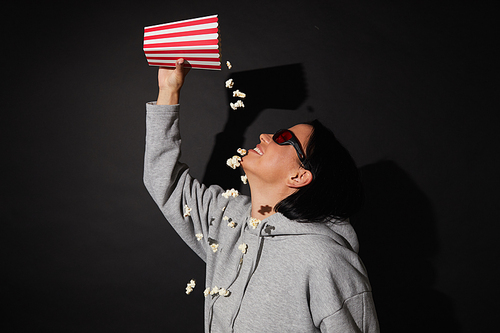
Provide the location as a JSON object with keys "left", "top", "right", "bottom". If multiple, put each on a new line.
{"left": 143, "top": 103, "right": 380, "bottom": 333}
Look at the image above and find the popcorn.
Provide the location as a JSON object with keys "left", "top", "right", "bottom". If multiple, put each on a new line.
{"left": 227, "top": 221, "right": 236, "bottom": 228}
{"left": 226, "top": 155, "right": 241, "bottom": 169}
{"left": 185, "top": 279, "right": 196, "bottom": 295}
{"left": 241, "top": 175, "right": 248, "bottom": 184}
{"left": 230, "top": 100, "right": 245, "bottom": 110}
{"left": 237, "top": 148, "right": 247, "bottom": 156}
{"left": 211, "top": 243, "right": 219, "bottom": 253}
{"left": 195, "top": 233, "right": 203, "bottom": 241}
{"left": 225, "top": 78, "right": 234, "bottom": 88}
{"left": 226, "top": 61, "right": 232, "bottom": 69}
{"left": 208, "top": 237, "right": 219, "bottom": 252}
{"left": 207, "top": 285, "right": 230, "bottom": 297}
{"left": 183, "top": 205, "right": 192, "bottom": 217}
{"left": 232, "top": 90, "right": 246, "bottom": 98}
{"left": 238, "top": 243, "right": 248, "bottom": 254}
{"left": 223, "top": 216, "right": 229, "bottom": 221}
{"left": 222, "top": 189, "right": 239, "bottom": 198}
{"left": 218, "top": 288, "right": 230, "bottom": 297}
{"left": 249, "top": 217, "right": 261, "bottom": 229}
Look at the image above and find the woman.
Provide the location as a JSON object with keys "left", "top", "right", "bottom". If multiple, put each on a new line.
{"left": 144, "top": 59, "right": 379, "bottom": 332}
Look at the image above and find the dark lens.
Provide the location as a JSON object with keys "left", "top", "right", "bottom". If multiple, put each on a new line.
{"left": 274, "top": 129, "right": 292, "bottom": 144}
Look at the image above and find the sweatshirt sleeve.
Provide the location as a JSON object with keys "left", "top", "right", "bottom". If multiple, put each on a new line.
{"left": 143, "top": 102, "right": 226, "bottom": 262}
{"left": 319, "top": 292, "right": 380, "bottom": 333}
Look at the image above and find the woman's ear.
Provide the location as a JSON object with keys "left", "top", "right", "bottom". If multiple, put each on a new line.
{"left": 286, "top": 169, "right": 313, "bottom": 189}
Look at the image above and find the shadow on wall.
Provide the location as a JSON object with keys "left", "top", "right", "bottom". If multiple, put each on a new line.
{"left": 351, "top": 160, "right": 461, "bottom": 333}
{"left": 202, "top": 63, "right": 307, "bottom": 190}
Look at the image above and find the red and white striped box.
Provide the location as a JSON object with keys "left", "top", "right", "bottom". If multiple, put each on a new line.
{"left": 143, "top": 14, "right": 221, "bottom": 70}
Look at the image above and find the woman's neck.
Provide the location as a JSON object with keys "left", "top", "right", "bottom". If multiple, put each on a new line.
{"left": 248, "top": 182, "right": 294, "bottom": 221}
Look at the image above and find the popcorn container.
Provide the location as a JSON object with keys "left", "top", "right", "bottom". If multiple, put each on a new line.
{"left": 143, "top": 14, "right": 221, "bottom": 70}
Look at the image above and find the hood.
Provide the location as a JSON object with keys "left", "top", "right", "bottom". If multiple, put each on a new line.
{"left": 247, "top": 212, "right": 360, "bottom": 253}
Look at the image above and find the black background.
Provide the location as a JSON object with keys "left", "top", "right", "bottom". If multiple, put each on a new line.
{"left": 3, "top": 1, "right": 498, "bottom": 332}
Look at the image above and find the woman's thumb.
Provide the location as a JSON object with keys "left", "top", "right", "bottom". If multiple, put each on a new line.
{"left": 176, "top": 58, "right": 185, "bottom": 70}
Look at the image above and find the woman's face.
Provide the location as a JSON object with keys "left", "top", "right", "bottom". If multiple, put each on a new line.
{"left": 241, "top": 123, "right": 313, "bottom": 187}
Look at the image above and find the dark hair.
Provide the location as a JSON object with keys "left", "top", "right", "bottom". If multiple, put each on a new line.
{"left": 274, "top": 119, "right": 363, "bottom": 222}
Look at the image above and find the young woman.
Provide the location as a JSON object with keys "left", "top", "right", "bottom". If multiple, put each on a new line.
{"left": 144, "top": 59, "right": 379, "bottom": 332}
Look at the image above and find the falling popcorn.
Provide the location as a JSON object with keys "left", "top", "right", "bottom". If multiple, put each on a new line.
{"left": 249, "top": 217, "right": 261, "bottom": 229}
{"left": 195, "top": 233, "right": 203, "bottom": 241}
{"left": 227, "top": 221, "right": 236, "bottom": 228}
{"left": 241, "top": 175, "right": 248, "bottom": 184}
{"left": 238, "top": 243, "right": 248, "bottom": 254}
{"left": 185, "top": 279, "right": 196, "bottom": 295}
{"left": 222, "top": 189, "right": 239, "bottom": 198}
{"left": 186, "top": 279, "right": 196, "bottom": 288}
{"left": 230, "top": 100, "right": 245, "bottom": 110}
{"left": 237, "top": 148, "right": 247, "bottom": 156}
{"left": 184, "top": 205, "right": 192, "bottom": 217}
{"left": 204, "top": 287, "right": 211, "bottom": 297}
{"left": 225, "top": 78, "right": 234, "bottom": 88}
{"left": 223, "top": 216, "right": 229, "bottom": 221}
{"left": 211, "top": 243, "right": 219, "bottom": 253}
{"left": 218, "top": 288, "right": 230, "bottom": 297}
{"left": 210, "top": 286, "right": 220, "bottom": 295}
{"left": 233, "top": 90, "right": 246, "bottom": 98}
{"left": 226, "top": 61, "right": 232, "bottom": 69}
{"left": 226, "top": 155, "right": 241, "bottom": 169}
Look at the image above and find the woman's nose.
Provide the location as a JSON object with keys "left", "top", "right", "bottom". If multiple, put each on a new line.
{"left": 260, "top": 133, "right": 272, "bottom": 143}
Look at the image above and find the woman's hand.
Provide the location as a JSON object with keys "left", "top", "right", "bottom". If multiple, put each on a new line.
{"left": 157, "top": 58, "right": 191, "bottom": 105}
